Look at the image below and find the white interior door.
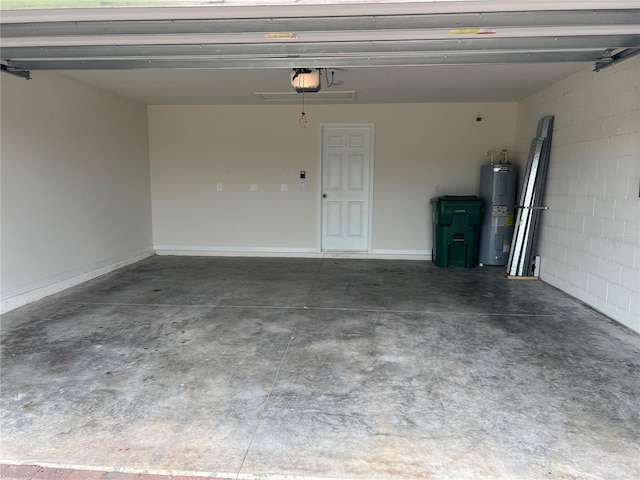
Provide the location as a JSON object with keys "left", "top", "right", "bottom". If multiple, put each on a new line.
{"left": 321, "top": 125, "right": 372, "bottom": 251}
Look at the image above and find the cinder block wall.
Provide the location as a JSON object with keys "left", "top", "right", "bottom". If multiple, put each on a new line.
{"left": 516, "top": 58, "right": 640, "bottom": 333}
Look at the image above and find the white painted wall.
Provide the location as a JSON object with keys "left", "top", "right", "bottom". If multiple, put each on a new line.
{"left": 515, "top": 58, "right": 640, "bottom": 333}
{"left": 149, "top": 102, "right": 517, "bottom": 256}
{"left": 1, "top": 71, "right": 153, "bottom": 312}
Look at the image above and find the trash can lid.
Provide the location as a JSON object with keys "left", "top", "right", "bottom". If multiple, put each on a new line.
{"left": 430, "top": 195, "right": 481, "bottom": 202}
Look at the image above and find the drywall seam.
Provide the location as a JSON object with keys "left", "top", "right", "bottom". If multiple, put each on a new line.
{"left": 0, "top": 250, "right": 155, "bottom": 314}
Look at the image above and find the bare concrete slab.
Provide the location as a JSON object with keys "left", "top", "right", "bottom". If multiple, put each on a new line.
{"left": 1, "top": 257, "right": 639, "bottom": 479}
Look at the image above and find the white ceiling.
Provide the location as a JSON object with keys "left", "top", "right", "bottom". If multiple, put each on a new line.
{"left": 2, "top": 1, "right": 637, "bottom": 105}
{"left": 59, "top": 62, "right": 589, "bottom": 105}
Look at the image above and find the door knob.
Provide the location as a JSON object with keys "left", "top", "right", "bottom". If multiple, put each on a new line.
{"left": 322, "top": 194, "right": 327, "bottom": 198}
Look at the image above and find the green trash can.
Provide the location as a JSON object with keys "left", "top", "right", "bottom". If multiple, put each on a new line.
{"left": 430, "top": 195, "right": 484, "bottom": 267}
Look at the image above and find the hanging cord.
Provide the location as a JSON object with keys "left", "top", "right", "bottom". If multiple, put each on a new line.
{"left": 299, "top": 74, "right": 307, "bottom": 128}
{"left": 299, "top": 92, "right": 307, "bottom": 128}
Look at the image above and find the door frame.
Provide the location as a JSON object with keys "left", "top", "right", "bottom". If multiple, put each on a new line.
{"left": 317, "top": 123, "right": 375, "bottom": 253}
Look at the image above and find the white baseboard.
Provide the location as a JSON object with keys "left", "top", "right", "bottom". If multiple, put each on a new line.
{"left": 370, "top": 249, "right": 431, "bottom": 260}
{"left": 155, "top": 246, "right": 318, "bottom": 257}
{"left": 0, "top": 249, "right": 155, "bottom": 314}
{"left": 155, "top": 245, "right": 431, "bottom": 260}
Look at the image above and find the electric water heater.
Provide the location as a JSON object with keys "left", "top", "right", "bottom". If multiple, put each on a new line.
{"left": 478, "top": 163, "right": 518, "bottom": 266}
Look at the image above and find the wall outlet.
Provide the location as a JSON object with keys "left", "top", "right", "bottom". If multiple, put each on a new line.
{"left": 299, "top": 183, "right": 306, "bottom": 192}
{"left": 281, "top": 184, "right": 288, "bottom": 192}
{"left": 216, "top": 183, "right": 223, "bottom": 192}
{"left": 251, "top": 184, "right": 258, "bottom": 192}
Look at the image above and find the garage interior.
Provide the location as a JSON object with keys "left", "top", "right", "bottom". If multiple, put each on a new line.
{"left": 1, "top": 1, "right": 639, "bottom": 479}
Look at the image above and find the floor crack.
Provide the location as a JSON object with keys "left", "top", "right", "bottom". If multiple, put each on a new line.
{"left": 236, "top": 322, "right": 297, "bottom": 479}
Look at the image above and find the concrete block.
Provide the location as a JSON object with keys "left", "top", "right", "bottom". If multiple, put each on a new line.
{"left": 615, "top": 198, "right": 640, "bottom": 222}
{"left": 574, "top": 103, "right": 596, "bottom": 124}
{"left": 612, "top": 91, "right": 636, "bottom": 115}
{"left": 554, "top": 108, "right": 575, "bottom": 129}
{"left": 621, "top": 266, "right": 640, "bottom": 293}
{"left": 593, "top": 94, "right": 614, "bottom": 120}
{"left": 539, "top": 241, "right": 553, "bottom": 259}
{"left": 568, "top": 214, "right": 586, "bottom": 234}
{"left": 619, "top": 110, "right": 640, "bottom": 135}
{"left": 566, "top": 248, "right": 581, "bottom": 268}
{"left": 594, "top": 197, "right": 616, "bottom": 219}
{"left": 540, "top": 256, "right": 558, "bottom": 278}
{"left": 574, "top": 231, "right": 592, "bottom": 252}
{"left": 595, "top": 155, "right": 615, "bottom": 180}
{"left": 570, "top": 268, "right": 589, "bottom": 290}
{"left": 611, "top": 241, "right": 637, "bottom": 267}
{"left": 589, "top": 138, "right": 610, "bottom": 157}
{"left": 545, "top": 179, "right": 561, "bottom": 196}
{"left": 576, "top": 287, "right": 599, "bottom": 308}
{"left": 555, "top": 212, "right": 572, "bottom": 231}
{"left": 558, "top": 195, "right": 578, "bottom": 214}
{"left": 557, "top": 261, "right": 571, "bottom": 282}
{"left": 623, "top": 222, "right": 640, "bottom": 253}
{"left": 605, "top": 177, "right": 629, "bottom": 199}
{"left": 575, "top": 196, "right": 595, "bottom": 215}
{"left": 595, "top": 297, "right": 619, "bottom": 320}
{"left": 583, "top": 216, "right": 603, "bottom": 237}
{"left": 602, "top": 218, "right": 627, "bottom": 242}
{"left": 554, "top": 124, "right": 582, "bottom": 147}
{"left": 578, "top": 157, "right": 598, "bottom": 180}
{"left": 581, "top": 252, "right": 600, "bottom": 274}
{"left": 617, "top": 155, "right": 640, "bottom": 178}
{"left": 571, "top": 179, "right": 589, "bottom": 198}
{"left": 586, "top": 273, "right": 608, "bottom": 300}
{"left": 543, "top": 224, "right": 560, "bottom": 245}
{"left": 551, "top": 243, "right": 567, "bottom": 263}
{"left": 571, "top": 140, "right": 593, "bottom": 163}
{"left": 616, "top": 309, "right": 640, "bottom": 332}
{"left": 586, "top": 178, "right": 606, "bottom": 198}
{"left": 567, "top": 87, "right": 593, "bottom": 111}
{"left": 600, "top": 114, "right": 621, "bottom": 138}
{"left": 607, "top": 283, "right": 632, "bottom": 311}
{"left": 554, "top": 144, "right": 573, "bottom": 164}
{"left": 600, "top": 69, "right": 629, "bottom": 96}
{"left": 591, "top": 235, "right": 612, "bottom": 260}
{"left": 630, "top": 290, "right": 640, "bottom": 316}
{"left": 581, "top": 119, "right": 601, "bottom": 141}
{"left": 599, "top": 260, "right": 622, "bottom": 284}
{"left": 608, "top": 133, "right": 634, "bottom": 158}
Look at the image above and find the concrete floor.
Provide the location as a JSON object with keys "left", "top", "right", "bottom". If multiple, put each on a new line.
{"left": 1, "top": 256, "right": 639, "bottom": 480}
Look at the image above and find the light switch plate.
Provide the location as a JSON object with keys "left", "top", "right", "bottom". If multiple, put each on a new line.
{"left": 299, "top": 183, "right": 306, "bottom": 192}
{"left": 281, "top": 184, "right": 288, "bottom": 192}
{"left": 216, "top": 183, "right": 223, "bottom": 191}
{"left": 251, "top": 184, "right": 258, "bottom": 192}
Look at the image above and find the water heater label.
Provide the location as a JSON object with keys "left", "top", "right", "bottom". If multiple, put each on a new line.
{"left": 492, "top": 205, "right": 509, "bottom": 226}
{"left": 492, "top": 205, "right": 508, "bottom": 215}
